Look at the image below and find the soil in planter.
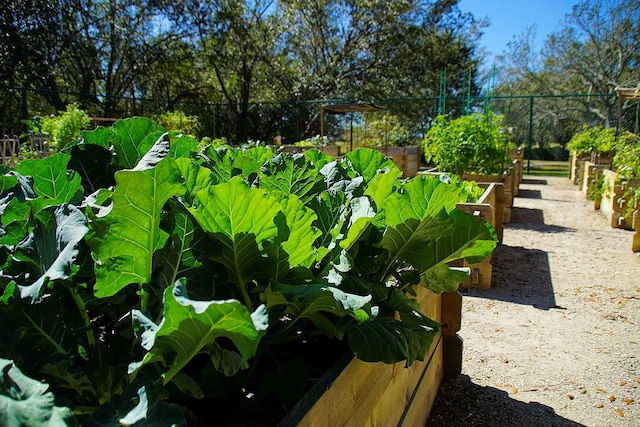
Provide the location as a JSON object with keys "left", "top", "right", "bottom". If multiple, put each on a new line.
{"left": 178, "top": 336, "right": 351, "bottom": 426}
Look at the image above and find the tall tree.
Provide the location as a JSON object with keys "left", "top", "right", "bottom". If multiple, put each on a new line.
{"left": 496, "top": 0, "right": 639, "bottom": 127}
{"left": 0, "top": 0, "right": 75, "bottom": 132}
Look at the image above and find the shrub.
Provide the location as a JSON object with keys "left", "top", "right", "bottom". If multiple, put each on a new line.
{"left": 566, "top": 125, "right": 616, "bottom": 157}
{"left": 152, "top": 110, "right": 200, "bottom": 136}
{"left": 351, "top": 114, "right": 414, "bottom": 148}
{"left": 39, "top": 103, "right": 91, "bottom": 149}
{"left": 422, "top": 112, "right": 514, "bottom": 176}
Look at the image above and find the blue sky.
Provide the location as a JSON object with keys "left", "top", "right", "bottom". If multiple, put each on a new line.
{"left": 458, "top": 0, "right": 577, "bottom": 62}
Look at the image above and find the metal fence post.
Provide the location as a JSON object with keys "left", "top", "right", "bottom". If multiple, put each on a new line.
{"left": 527, "top": 96, "right": 534, "bottom": 174}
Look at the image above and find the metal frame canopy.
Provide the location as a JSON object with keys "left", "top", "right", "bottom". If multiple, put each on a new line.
{"left": 320, "top": 103, "right": 386, "bottom": 151}
{"left": 615, "top": 86, "right": 640, "bottom": 134}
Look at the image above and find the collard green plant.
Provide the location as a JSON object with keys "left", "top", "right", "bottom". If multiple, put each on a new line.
{"left": 422, "top": 112, "right": 514, "bottom": 176}
{"left": 0, "top": 358, "right": 76, "bottom": 427}
{"left": 0, "top": 117, "right": 497, "bottom": 424}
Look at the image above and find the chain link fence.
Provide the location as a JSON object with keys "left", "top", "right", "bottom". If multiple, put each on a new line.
{"left": 1, "top": 85, "right": 638, "bottom": 163}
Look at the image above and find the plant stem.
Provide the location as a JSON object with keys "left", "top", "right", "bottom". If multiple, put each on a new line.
{"left": 67, "top": 285, "right": 96, "bottom": 346}
{"left": 140, "top": 285, "right": 149, "bottom": 312}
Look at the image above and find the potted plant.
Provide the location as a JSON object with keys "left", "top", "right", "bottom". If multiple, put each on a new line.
{"left": 0, "top": 117, "right": 497, "bottom": 425}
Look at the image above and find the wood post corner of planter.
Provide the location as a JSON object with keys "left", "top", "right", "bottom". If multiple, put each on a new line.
{"left": 441, "top": 291, "right": 463, "bottom": 378}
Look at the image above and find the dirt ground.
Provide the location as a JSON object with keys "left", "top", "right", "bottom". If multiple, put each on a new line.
{"left": 426, "top": 175, "right": 640, "bottom": 427}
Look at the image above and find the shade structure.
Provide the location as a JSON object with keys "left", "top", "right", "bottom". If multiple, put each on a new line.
{"left": 320, "top": 103, "right": 386, "bottom": 151}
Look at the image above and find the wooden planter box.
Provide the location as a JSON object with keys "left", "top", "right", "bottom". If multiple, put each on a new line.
{"left": 633, "top": 211, "right": 640, "bottom": 253}
{"left": 598, "top": 169, "right": 637, "bottom": 230}
{"left": 462, "top": 168, "right": 515, "bottom": 223}
{"left": 580, "top": 161, "right": 611, "bottom": 199}
{"left": 453, "top": 182, "right": 504, "bottom": 290}
{"left": 572, "top": 152, "right": 612, "bottom": 186}
{"left": 375, "top": 146, "right": 421, "bottom": 178}
{"left": 280, "top": 145, "right": 341, "bottom": 157}
{"left": 279, "top": 288, "right": 462, "bottom": 427}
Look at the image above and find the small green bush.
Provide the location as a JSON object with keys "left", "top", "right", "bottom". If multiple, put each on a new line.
{"left": 351, "top": 114, "right": 414, "bottom": 148}
{"left": 612, "top": 131, "right": 640, "bottom": 179}
{"left": 39, "top": 104, "right": 91, "bottom": 149}
{"left": 566, "top": 125, "right": 615, "bottom": 157}
{"left": 152, "top": 110, "right": 200, "bottom": 137}
{"left": 422, "top": 112, "right": 514, "bottom": 176}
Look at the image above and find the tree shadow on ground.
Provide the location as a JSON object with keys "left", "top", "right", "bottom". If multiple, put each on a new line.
{"left": 461, "top": 244, "right": 561, "bottom": 310}
{"left": 426, "top": 374, "right": 585, "bottom": 427}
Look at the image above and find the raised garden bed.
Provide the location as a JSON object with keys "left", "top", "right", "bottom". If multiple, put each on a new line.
{"left": 279, "top": 287, "right": 462, "bottom": 427}
{"left": 598, "top": 169, "right": 637, "bottom": 229}
{"left": 462, "top": 168, "right": 516, "bottom": 224}
{"left": 375, "top": 145, "right": 421, "bottom": 178}
{"left": 453, "top": 182, "right": 505, "bottom": 290}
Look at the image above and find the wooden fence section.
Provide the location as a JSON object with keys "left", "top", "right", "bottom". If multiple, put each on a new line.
{"left": 1, "top": 135, "right": 53, "bottom": 166}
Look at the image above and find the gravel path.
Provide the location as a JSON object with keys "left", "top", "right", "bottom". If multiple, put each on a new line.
{"left": 426, "top": 175, "right": 640, "bottom": 427}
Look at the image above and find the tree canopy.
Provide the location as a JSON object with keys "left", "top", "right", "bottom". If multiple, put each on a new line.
{"left": 0, "top": 0, "right": 484, "bottom": 141}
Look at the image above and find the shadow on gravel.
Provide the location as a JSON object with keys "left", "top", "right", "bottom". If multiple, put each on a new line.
{"left": 426, "top": 375, "right": 585, "bottom": 427}
{"left": 521, "top": 178, "right": 548, "bottom": 185}
{"left": 516, "top": 189, "right": 542, "bottom": 199}
{"left": 462, "top": 245, "right": 560, "bottom": 310}
{"left": 507, "top": 207, "right": 575, "bottom": 234}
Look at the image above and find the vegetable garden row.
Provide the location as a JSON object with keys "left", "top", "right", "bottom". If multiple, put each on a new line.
{"left": 568, "top": 126, "right": 640, "bottom": 253}
{"left": 0, "top": 114, "right": 509, "bottom": 426}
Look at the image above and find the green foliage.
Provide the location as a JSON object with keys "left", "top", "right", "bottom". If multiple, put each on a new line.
{"left": 0, "top": 117, "right": 497, "bottom": 423}
{"left": 0, "top": 358, "right": 76, "bottom": 426}
{"left": 612, "top": 131, "right": 640, "bottom": 179}
{"left": 40, "top": 104, "right": 91, "bottom": 150}
{"left": 152, "top": 111, "right": 201, "bottom": 137}
{"left": 612, "top": 131, "right": 640, "bottom": 212}
{"left": 566, "top": 125, "right": 616, "bottom": 156}
{"left": 422, "top": 112, "right": 514, "bottom": 176}
{"left": 293, "top": 135, "right": 329, "bottom": 147}
{"left": 351, "top": 114, "right": 414, "bottom": 148}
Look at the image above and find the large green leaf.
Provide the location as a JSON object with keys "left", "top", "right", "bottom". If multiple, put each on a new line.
{"left": 379, "top": 176, "right": 497, "bottom": 292}
{"left": 418, "top": 209, "right": 497, "bottom": 293}
{"left": 262, "top": 194, "right": 320, "bottom": 283}
{"left": 17, "top": 205, "right": 89, "bottom": 302}
{"left": 0, "top": 297, "right": 78, "bottom": 368}
{"left": 344, "top": 316, "right": 439, "bottom": 366}
{"left": 0, "top": 197, "right": 31, "bottom": 246}
{"left": 0, "top": 358, "right": 75, "bottom": 427}
{"left": 233, "top": 146, "right": 274, "bottom": 177}
{"left": 81, "top": 117, "right": 166, "bottom": 169}
{"left": 187, "top": 176, "right": 281, "bottom": 305}
{"left": 88, "top": 159, "right": 185, "bottom": 297}
{"left": 174, "top": 158, "right": 216, "bottom": 204}
{"left": 342, "top": 148, "right": 399, "bottom": 183}
{"left": 130, "top": 282, "right": 268, "bottom": 382}
{"left": 0, "top": 173, "right": 19, "bottom": 194}
{"left": 168, "top": 133, "right": 199, "bottom": 160}
{"left": 198, "top": 146, "right": 238, "bottom": 183}
{"left": 259, "top": 153, "right": 326, "bottom": 204}
{"left": 262, "top": 283, "right": 372, "bottom": 337}
{"left": 16, "top": 153, "right": 83, "bottom": 212}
